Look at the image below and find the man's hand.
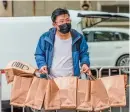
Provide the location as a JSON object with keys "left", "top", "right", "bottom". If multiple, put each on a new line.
{"left": 81, "top": 64, "right": 92, "bottom": 76}
{"left": 39, "top": 66, "right": 48, "bottom": 74}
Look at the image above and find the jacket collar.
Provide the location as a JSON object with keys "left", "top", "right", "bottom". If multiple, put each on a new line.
{"left": 44, "top": 27, "right": 81, "bottom": 45}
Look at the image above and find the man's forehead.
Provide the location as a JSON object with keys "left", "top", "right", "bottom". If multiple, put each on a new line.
{"left": 56, "top": 14, "right": 70, "bottom": 20}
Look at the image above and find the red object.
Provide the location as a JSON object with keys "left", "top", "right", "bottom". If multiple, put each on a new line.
{"left": 0, "top": 69, "right": 5, "bottom": 74}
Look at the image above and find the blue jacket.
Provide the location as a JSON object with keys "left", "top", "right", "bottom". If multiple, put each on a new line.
{"left": 35, "top": 28, "right": 90, "bottom": 77}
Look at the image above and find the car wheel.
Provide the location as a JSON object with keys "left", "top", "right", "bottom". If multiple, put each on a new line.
{"left": 116, "top": 54, "right": 129, "bottom": 73}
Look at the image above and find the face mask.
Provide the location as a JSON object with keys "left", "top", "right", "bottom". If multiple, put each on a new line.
{"left": 58, "top": 23, "right": 71, "bottom": 34}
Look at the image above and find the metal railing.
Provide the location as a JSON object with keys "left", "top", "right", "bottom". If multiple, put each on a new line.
{"left": 99, "top": 66, "right": 129, "bottom": 112}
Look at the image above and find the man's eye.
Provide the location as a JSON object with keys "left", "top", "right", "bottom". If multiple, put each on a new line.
{"left": 60, "top": 21, "right": 64, "bottom": 23}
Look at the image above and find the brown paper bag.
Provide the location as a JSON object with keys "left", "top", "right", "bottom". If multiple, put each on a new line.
{"left": 91, "top": 78, "right": 110, "bottom": 111}
{"left": 5, "top": 70, "right": 34, "bottom": 84}
{"left": 101, "top": 75, "right": 126, "bottom": 107}
{"left": 124, "top": 74, "right": 128, "bottom": 88}
{"left": 25, "top": 77, "right": 48, "bottom": 110}
{"left": 10, "top": 76, "right": 33, "bottom": 107}
{"left": 44, "top": 79, "right": 60, "bottom": 110}
{"left": 4, "top": 69, "right": 14, "bottom": 84}
{"left": 5, "top": 60, "right": 36, "bottom": 83}
{"left": 59, "top": 77, "right": 77, "bottom": 109}
{"left": 77, "top": 79, "right": 92, "bottom": 111}
{"left": 44, "top": 77, "right": 77, "bottom": 110}
{"left": 5, "top": 60, "right": 36, "bottom": 74}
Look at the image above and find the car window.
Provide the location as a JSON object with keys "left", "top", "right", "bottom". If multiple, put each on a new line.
{"left": 114, "top": 32, "right": 129, "bottom": 41}
{"left": 83, "top": 31, "right": 129, "bottom": 42}
{"left": 93, "top": 31, "right": 114, "bottom": 42}
{"left": 120, "top": 33, "right": 129, "bottom": 40}
{"left": 83, "top": 31, "right": 93, "bottom": 42}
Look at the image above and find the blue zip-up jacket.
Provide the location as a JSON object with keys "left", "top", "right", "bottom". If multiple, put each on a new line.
{"left": 35, "top": 28, "right": 90, "bottom": 77}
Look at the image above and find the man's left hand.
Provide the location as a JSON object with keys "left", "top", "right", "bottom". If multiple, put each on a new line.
{"left": 81, "top": 64, "right": 92, "bottom": 76}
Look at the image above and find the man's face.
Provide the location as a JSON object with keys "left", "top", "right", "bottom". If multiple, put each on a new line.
{"left": 53, "top": 14, "right": 71, "bottom": 30}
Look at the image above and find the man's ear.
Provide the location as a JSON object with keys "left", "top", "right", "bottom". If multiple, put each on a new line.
{"left": 52, "top": 22, "right": 55, "bottom": 27}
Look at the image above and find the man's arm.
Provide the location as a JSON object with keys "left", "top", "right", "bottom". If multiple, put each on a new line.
{"left": 79, "top": 35, "right": 90, "bottom": 67}
{"left": 35, "top": 35, "right": 47, "bottom": 69}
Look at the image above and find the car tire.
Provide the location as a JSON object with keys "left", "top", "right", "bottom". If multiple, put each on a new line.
{"left": 116, "top": 54, "right": 129, "bottom": 73}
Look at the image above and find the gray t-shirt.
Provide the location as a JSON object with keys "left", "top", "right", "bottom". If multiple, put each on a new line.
{"left": 50, "top": 35, "right": 73, "bottom": 77}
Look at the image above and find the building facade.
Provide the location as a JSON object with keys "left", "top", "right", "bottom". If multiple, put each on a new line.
{"left": 0, "top": 1, "right": 129, "bottom": 27}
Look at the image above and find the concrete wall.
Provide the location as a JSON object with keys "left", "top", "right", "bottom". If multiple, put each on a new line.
{"left": 35, "top": 1, "right": 45, "bottom": 16}
{"left": 12, "top": 1, "right": 80, "bottom": 17}
{"left": 13, "top": 1, "right": 33, "bottom": 17}
{"left": 35, "top": 1, "right": 80, "bottom": 16}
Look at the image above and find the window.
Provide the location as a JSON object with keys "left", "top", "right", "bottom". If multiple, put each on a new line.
{"left": 120, "top": 33, "right": 129, "bottom": 40}
{"left": 83, "top": 31, "right": 129, "bottom": 42}
{"left": 83, "top": 31, "right": 93, "bottom": 42}
{"left": 93, "top": 31, "right": 129, "bottom": 42}
{"left": 101, "top": 6, "right": 117, "bottom": 13}
{"left": 114, "top": 32, "right": 129, "bottom": 41}
{"left": 101, "top": 5, "right": 129, "bottom": 21}
{"left": 101, "top": 5, "right": 129, "bottom": 13}
{"left": 93, "top": 31, "right": 114, "bottom": 42}
{"left": 119, "top": 5, "right": 129, "bottom": 13}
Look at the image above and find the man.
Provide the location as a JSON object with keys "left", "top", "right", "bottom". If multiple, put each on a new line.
{"left": 35, "top": 7, "right": 91, "bottom": 112}
{"left": 35, "top": 8, "right": 91, "bottom": 78}
{"left": 81, "top": 3, "right": 95, "bottom": 28}
{"left": 81, "top": 3, "right": 90, "bottom": 29}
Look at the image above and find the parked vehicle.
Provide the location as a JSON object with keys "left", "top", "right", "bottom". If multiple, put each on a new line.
{"left": 83, "top": 27, "right": 129, "bottom": 68}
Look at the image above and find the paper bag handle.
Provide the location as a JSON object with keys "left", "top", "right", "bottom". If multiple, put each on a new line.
{"left": 79, "top": 72, "right": 96, "bottom": 80}
{"left": 86, "top": 74, "right": 96, "bottom": 80}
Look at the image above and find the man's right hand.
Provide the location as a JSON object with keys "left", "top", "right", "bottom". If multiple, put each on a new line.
{"left": 39, "top": 66, "right": 48, "bottom": 74}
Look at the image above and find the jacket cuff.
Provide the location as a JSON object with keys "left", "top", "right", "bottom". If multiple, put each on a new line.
{"left": 38, "top": 63, "right": 47, "bottom": 69}
{"left": 80, "top": 61, "right": 90, "bottom": 67}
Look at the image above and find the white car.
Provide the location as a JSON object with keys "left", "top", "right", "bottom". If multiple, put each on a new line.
{"left": 77, "top": 11, "right": 130, "bottom": 71}
{"left": 83, "top": 27, "right": 129, "bottom": 68}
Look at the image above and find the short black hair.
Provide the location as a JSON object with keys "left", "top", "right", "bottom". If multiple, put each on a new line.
{"left": 82, "top": 4, "right": 89, "bottom": 8}
{"left": 51, "top": 8, "right": 70, "bottom": 22}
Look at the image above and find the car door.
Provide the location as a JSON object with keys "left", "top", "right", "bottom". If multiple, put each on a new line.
{"left": 85, "top": 31, "right": 117, "bottom": 67}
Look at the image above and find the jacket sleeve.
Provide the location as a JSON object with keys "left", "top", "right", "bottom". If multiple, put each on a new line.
{"left": 34, "top": 35, "right": 47, "bottom": 69}
{"left": 79, "top": 35, "right": 90, "bottom": 67}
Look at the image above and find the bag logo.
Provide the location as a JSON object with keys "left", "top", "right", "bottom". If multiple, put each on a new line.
{"left": 12, "top": 62, "right": 29, "bottom": 70}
